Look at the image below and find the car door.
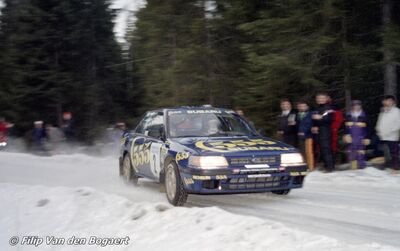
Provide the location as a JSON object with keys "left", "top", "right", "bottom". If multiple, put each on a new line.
{"left": 133, "top": 111, "right": 165, "bottom": 179}
{"left": 144, "top": 112, "right": 165, "bottom": 180}
{"left": 130, "top": 112, "right": 153, "bottom": 178}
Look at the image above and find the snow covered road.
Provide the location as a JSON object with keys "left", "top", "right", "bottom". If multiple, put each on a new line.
{"left": 0, "top": 152, "right": 399, "bottom": 250}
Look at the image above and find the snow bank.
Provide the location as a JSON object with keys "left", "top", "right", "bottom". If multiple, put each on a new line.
{"left": 306, "top": 167, "right": 400, "bottom": 188}
{"left": 0, "top": 183, "right": 397, "bottom": 251}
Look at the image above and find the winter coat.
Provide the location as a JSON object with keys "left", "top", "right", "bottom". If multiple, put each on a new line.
{"left": 0, "top": 122, "right": 7, "bottom": 140}
{"left": 345, "top": 111, "right": 369, "bottom": 144}
{"left": 278, "top": 110, "right": 298, "bottom": 146}
{"left": 32, "top": 128, "right": 47, "bottom": 144}
{"left": 376, "top": 106, "right": 400, "bottom": 141}
{"left": 331, "top": 109, "right": 344, "bottom": 153}
{"left": 297, "top": 111, "right": 313, "bottom": 139}
{"left": 312, "top": 104, "right": 334, "bottom": 141}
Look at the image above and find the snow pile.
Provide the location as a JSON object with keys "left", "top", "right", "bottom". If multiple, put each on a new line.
{"left": 306, "top": 167, "right": 400, "bottom": 188}
{"left": 0, "top": 183, "right": 397, "bottom": 251}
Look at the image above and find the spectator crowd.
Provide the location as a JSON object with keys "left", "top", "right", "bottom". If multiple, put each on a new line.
{"left": 277, "top": 93, "right": 400, "bottom": 173}
{"left": 1, "top": 93, "right": 400, "bottom": 174}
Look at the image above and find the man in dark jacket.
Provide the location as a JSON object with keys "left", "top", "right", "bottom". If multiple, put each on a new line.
{"left": 343, "top": 100, "right": 370, "bottom": 169}
{"left": 296, "top": 101, "right": 314, "bottom": 170}
{"left": 62, "top": 112, "right": 75, "bottom": 142}
{"left": 277, "top": 99, "right": 297, "bottom": 147}
{"left": 312, "top": 92, "right": 335, "bottom": 172}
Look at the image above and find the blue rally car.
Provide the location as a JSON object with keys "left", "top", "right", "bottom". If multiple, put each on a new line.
{"left": 119, "top": 106, "right": 307, "bottom": 206}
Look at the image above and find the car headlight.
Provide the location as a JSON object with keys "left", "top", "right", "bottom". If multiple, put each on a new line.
{"left": 189, "top": 156, "right": 228, "bottom": 169}
{"left": 281, "top": 153, "right": 304, "bottom": 166}
{"left": 0, "top": 142, "right": 7, "bottom": 147}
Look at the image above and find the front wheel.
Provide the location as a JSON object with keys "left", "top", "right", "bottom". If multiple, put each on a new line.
{"left": 164, "top": 162, "right": 188, "bottom": 206}
{"left": 121, "top": 154, "right": 139, "bottom": 185}
{"left": 272, "top": 189, "right": 291, "bottom": 195}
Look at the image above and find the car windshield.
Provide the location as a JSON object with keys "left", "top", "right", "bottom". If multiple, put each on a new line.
{"left": 167, "top": 111, "right": 256, "bottom": 138}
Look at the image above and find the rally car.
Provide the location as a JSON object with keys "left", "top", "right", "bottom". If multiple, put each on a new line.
{"left": 119, "top": 106, "right": 307, "bottom": 206}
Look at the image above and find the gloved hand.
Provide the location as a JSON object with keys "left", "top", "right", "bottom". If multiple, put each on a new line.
{"left": 343, "top": 134, "right": 352, "bottom": 144}
{"left": 363, "top": 139, "right": 370, "bottom": 146}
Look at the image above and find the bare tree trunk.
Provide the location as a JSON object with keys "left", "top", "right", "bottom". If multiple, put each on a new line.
{"left": 342, "top": 11, "right": 351, "bottom": 112}
{"left": 345, "top": 89, "right": 352, "bottom": 113}
{"left": 382, "top": 0, "right": 397, "bottom": 96}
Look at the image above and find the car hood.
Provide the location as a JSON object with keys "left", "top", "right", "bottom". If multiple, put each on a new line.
{"left": 169, "top": 136, "right": 296, "bottom": 156}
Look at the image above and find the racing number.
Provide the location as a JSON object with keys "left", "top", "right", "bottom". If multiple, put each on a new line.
{"left": 130, "top": 137, "right": 151, "bottom": 172}
{"left": 150, "top": 142, "right": 162, "bottom": 178}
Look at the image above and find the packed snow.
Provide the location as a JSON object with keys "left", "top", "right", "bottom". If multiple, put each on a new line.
{"left": 0, "top": 152, "right": 399, "bottom": 251}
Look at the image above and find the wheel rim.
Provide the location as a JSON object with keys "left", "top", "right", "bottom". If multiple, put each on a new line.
{"left": 165, "top": 164, "right": 177, "bottom": 201}
{"left": 123, "top": 157, "right": 131, "bottom": 181}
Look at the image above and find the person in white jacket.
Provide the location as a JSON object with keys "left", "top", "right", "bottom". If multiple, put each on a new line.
{"left": 376, "top": 95, "right": 400, "bottom": 170}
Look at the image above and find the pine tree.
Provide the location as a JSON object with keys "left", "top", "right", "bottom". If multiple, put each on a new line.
{"left": 129, "top": 0, "right": 244, "bottom": 110}
{"left": 0, "top": 0, "right": 129, "bottom": 142}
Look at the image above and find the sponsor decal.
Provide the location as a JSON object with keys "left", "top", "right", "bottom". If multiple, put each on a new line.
{"left": 176, "top": 152, "right": 190, "bottom": 162}
{"left": 192, "top": 175, "right": 211, "bottom": 180}
{"left": 183, "top": 177, "right": 194, "bottom": 185}
{"left": 168, "top": 110, "right": 182, "bottom": 115}
{"left": 186, "top": 110, "right": 222, "bottom": 114}
{"left": 120, "top": 137, "right": 127, "bottom": 146}
{"left": 244, "top": 164, "right": 270, "bottom": 169}
{"left": 248, "top": 174, "right": 272, "bottom": 178}
{"left": 161, "top": 146, "right": 168, "bottom": 155}
{"left": 290, "top": 171, "right": 308, "bottom": 176}
{"left": 195, "top": 139, "right": 290, "bottom": 153}
{"left": 240, "top": 168, "right": 278, "bottom": 173}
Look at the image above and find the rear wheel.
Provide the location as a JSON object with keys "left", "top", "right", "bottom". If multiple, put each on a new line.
{"left": 272, "top": 189, "right": 291, "bottom": 195}
{"left": 122, "top": 154, "right": 138, "bottom": 185}
{"left": 165, "top": 162, "right": 187, "bottom": 206}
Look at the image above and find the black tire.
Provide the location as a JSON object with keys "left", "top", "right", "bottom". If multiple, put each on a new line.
{"left": 121, "top": 154, "right": 139, "bottom": 185}
{"left": 164, "top": 161, "right": 188, "bottom": 206}
{"left": 272, "top": 189, "right": 291, "bottom": 195}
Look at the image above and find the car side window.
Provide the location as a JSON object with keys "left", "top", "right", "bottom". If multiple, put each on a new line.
{"left": 146, "top": 113, "right": 164, "bottom": 138}
{"left": 136, "top": 112, "right": 164, "bottom": 138}
{"left": 135, "top": 113, "right": 153, "bottom": 135}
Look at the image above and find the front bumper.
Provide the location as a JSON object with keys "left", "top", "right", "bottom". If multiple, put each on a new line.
{"left": 179, "top": 165, "right": 307, "bottom": 194}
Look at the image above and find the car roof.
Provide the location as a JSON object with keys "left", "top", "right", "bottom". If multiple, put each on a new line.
{"left": 147, "top": 106, "right": 235, "bottom": 114}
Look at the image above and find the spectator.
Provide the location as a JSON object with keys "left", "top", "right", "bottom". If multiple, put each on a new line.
{"left": 234, "top": 107, "right": 257, "bottom": 133}
{"left": 62, "top": 112, "right": 75, "bottom": 142}
{"left": 343, "top": 100, "right": 370, "bottom": 169}
{"left": 235, "top": 108, "right": 245, "bottom": 117}
{"left": 376, "top": 95, "right": 400, "bottom": 171}
{"left": 0, "top": 117, "right": 13, "bottom": 145}
{"left": 46, "top": 124, "right": 64, "bottom": 153}
{"left": 32, "top": 121, "right": 47, "bottom": 152}
{"left": 296, "top": 101, "right": 314, "bottom": 170}
{"left": 277, "top": 99, "right": 298, "bottom": 147}
{"left": 312, "top": 92, "right": 335, "bottom": 172}
{"left": 112, "top": 122, "right": 127, "bottom": 143}
{"left": 327, "top": 96, "right": 344, "bottom": 157}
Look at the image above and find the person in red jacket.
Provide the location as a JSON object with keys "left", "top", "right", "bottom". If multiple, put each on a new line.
{"left": 328, "top": 96, "right": 344, "bottom": 156}
{"left": 0, "top": 117, "right": 14, "bottom": 146}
